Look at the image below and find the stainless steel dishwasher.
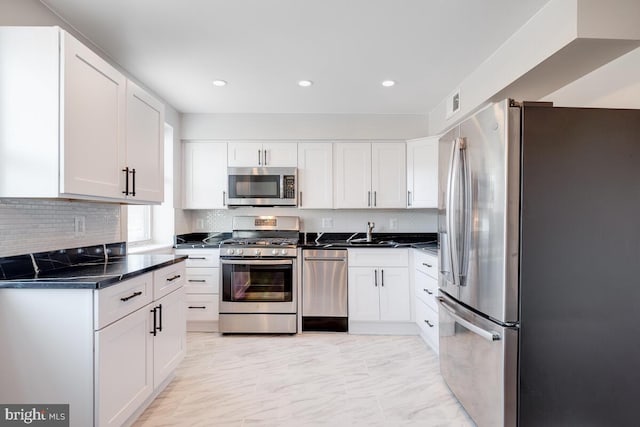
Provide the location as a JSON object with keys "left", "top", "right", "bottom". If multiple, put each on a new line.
{"left": 302, "top": 249, "right": 348, "bottom": 332}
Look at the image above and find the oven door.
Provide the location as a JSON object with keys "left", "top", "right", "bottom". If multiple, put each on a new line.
{"left": 220, "top": 258, "right": 297, "bottom": 314}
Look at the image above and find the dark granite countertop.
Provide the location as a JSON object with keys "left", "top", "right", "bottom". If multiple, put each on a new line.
{"left": 174, "top": 232, "right": 230, "bottom": 249}
{"left": 411, "top": 241, "right": 439, "bottom": 255}
{"left": 0, "top": 242, "right": 187, "bottom": 289}
{"left": 299, "top": 232, "right": 438, "bottom": 249}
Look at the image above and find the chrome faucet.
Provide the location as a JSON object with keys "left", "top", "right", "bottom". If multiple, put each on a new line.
{"left": 366, "top": 221, "right": 375, "bottom": 242}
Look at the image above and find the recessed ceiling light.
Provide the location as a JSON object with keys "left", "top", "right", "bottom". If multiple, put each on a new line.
{"left": 212, "top": 80, "right": 227, "bottom": 87}
{"left": 298, "top": 80, "right": 313, "bottom": 87}
{"left": 382, "top": 80, "right": 396, "bottom": 87}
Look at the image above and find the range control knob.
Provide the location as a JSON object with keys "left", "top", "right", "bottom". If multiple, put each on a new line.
{"left": 237, "top": 248, "right": 243, "bottom": 255}
{"left": 227, "top": 248, "right": 235, "bottom": 255}
{"left": 272, "top": 249, "right": 278, "bottom": 255}
{"left": 281, "top": 249, "right": 288, "bottom": 255}
{"left": 255, "top": 249, "right": 261, "bottom": 256}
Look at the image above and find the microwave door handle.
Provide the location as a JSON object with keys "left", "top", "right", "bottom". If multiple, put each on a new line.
{"left": 437, "top": 296, "right": 501, "bottom": 342}
{"left": 280, "top": 175, "right": 285, "bottom": 199}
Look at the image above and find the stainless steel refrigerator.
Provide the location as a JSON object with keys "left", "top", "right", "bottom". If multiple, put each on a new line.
{"left": 437, "top": 99, "right": 640, "bottom": 427}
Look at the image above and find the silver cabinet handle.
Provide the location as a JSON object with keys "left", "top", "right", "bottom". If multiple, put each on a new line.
{"left": 368, "top": 191, "right": 371, "bottom": 207}
{"left": 188, "top": 256, "right": 206, "bottom": 260}
{"left": 423, "top": 288, "right": 433, "bottom": 295}
{"left": 407, "top": 190, "right": 412, "bottom": 207}
{"left": 424, "top": 319, "right": 434, "bottom": 328}
{"left": 381, "top": 269, "right": 384, "bottom": 286}
{"left": 437, "top": 296, "right": 501, "bottom": 341}
{"left": 222, "top": 191, "right": 226, "bottom": 206}
{"left": 264, "top": 149, "right": 268, "bottom": 165}
{"left": 188, "top": 279, "right": 207, "bottom": 283}
{"left": 258, "top": 149, "right": 262, "bottom": 165}
{"left": 374, "top": 269, "right": 378, "bottom": 287}
{"left": 374, "top": 191, "right": 377, "bottom": 207}
{"left": 422, "top": 262, "right": 432, "bottom": 268}
{"left": 299, "top": 191, "right": 302, "bottom": 207}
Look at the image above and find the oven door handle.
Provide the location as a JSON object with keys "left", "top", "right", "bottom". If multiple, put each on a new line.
{"left": 220, "top": 258, "right": 293, "bottom": 266}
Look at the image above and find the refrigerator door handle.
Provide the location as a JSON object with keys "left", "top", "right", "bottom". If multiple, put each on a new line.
{"left": 437, "top": 296, "right": 501, "bottom": 342}
{"left": 458, "top": 137, "right": 471, "bottom": 286}
{"left": 445, "top": 137, "right": 460, "bottom": 286}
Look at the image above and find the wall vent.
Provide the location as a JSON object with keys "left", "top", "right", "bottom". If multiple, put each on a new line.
{"left": 446, "top": 88, "right": 461, "bottom": 118}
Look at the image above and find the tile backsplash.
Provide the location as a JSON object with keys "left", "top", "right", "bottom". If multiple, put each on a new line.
{"left": 190, "top": 207, "right": 437, "bottom": 233}
{"left": 0, "top": 199, "right": 121, "bottom": 257}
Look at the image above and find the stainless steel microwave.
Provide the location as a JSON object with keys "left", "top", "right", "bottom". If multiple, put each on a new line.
{"left": 226, "top": 167, "right": 297, "bottom": 207}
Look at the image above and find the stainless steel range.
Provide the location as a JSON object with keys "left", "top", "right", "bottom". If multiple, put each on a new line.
{"left": 218, "top": 216, "right": 299, "bottom": 333}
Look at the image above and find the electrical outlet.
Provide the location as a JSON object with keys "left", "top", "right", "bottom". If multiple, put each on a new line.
{"left": 389, "top": 218, "right": 398, "bottom": 230}
{"left": 322, "top": 218, "right": 333, "bottom": 228}
{"left": 74, "top": 216, "right": 86, "bottom": 236}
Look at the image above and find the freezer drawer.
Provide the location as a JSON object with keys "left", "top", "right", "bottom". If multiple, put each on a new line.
{"left": 438, "top": 292, "right": 518, "bottom": 427}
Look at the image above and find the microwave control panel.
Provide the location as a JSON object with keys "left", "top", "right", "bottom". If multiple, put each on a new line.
{"left": 284, "top": 176, "right": 296, "bottom": 199}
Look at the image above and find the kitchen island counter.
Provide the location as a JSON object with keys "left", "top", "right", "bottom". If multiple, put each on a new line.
{"left": 0, "top": 242, "right": 186, "bottom": 289}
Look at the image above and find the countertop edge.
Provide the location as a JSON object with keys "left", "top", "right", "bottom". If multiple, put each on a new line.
{"left": 0, "top": 255, "right": 188, "bottom": 290}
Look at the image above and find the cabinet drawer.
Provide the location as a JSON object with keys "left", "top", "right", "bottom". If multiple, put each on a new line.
{"left": 415, "top": 269, "right": 438, "bottom": 311}
{"left": 95, "top": 273, "right": 153, "bottom": 330}
{"left": 413, "top": 249, "right": 438, "bottom": 279}
{"left": 185, "top": 294, "right": 219, "bottom": 321}
{"left": 348, "top": 248, "right": 408, "bottom": 267}
{"left": 153, "top": 262, "right": 186, "bottom": 299}
{"left": 175, "top": 249, "right": 220, "bottom": 268}
{"left": 415, "top": 298, "right": 439, "bottom": 353}
{"left": 185, "top": 267, "right": 220, "bottom": 294}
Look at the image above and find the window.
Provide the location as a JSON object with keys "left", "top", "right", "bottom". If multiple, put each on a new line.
{"left": 127, "top": 205, "right": 152, "bottom": 243}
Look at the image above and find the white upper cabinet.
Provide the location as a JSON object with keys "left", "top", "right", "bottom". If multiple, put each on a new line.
{"left": 0, "top": 27, "right": 164, "bottom": 203}
{"left": 228, "top": 141, "right": 297, "bottom": 167}
{"left": 334, "top": 143, "right": 371, "bottom": 208}
{"left": 182, "top": 141, "right": 228, "bottom": 209}
{"left": 125, "top": 81, "right": 165, "bottom": 203}
{"left": 297, "top": 142, "right": 333, "bottom": 209}
{"left": 406, "top": 136, "right": 438, "bottom": 208}
{"left": 372, "top": 142, "right": 407, "bottom": 208}
{"left": 61, "top": 31, "right": 127, "bottom": 200}
{"left": 334, "top": 142, "right": 406, "bottom": 209}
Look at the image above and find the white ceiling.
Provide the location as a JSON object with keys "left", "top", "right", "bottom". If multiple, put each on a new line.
{"left": 40, "top": 0, "right": 551, "bottom": 115}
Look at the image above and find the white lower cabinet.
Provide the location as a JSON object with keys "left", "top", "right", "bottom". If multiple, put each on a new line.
{"left": 413, "top": 249, "right": 439, "bottom": 353}
{"left": 95, "top": 303, "right": 154, "bottom": 427}
{"left": 349, "top": 266, "right": 410, "bottom": 321}
{"left": 152, "top": 286, "right": 186, "bottom": 386}
{"left": 175, "top": 249, "right": 220, "bottom": 331}
{"left": 96, "top": 262, "right": 185, "bottom": 426}
{"left": 0, "top": 261, "right": 186, "bottom": 427}
{"left": 348, "top": 249, "right": 414, "bottom": 334}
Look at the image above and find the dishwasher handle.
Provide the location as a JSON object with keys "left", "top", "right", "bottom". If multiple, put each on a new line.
{"left": 303, "top": 257, "right": 347, "bottom": 262}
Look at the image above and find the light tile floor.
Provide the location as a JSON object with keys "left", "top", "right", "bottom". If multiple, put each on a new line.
{"left": 133, "top": 333, "right": 475, "bottom": 427}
